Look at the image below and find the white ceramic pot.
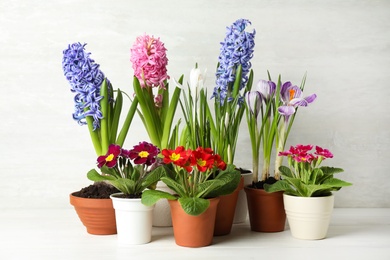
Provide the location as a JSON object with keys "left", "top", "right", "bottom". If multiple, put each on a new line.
{"left": 233, "top": 171, "right": 253, "bottom": 224}
{"left": 283, "top": 193, "right": 334, "bottom": 240}
{"left": 152, "top": 181, "right": 174, "bottom": 227}
{"left": 110, "top": 193, "right": 154, "bottom": 245}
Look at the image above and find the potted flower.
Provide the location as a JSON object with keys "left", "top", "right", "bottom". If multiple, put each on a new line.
{"left": 264, "top": 144, "right": 352, "bottom": 239}
{"left": 87, "top": 142, "right": 165, "bottom": 245}
{"left": 244, "top": 74, "right": 317, "bottom": 232}
{"left": 63, "top": 43, "right": 138, "bottom": 235}
{"left": 174, "top": 62, "right": 247, "bottom": 235}
{"left": 141, "top": 146, "right": 241, "bottom": 247}
{"left": 130, "top": 34, "right": 182, "bottom": 227}
{"left": 208, "top": 18, "right": 256, "bottom": 226}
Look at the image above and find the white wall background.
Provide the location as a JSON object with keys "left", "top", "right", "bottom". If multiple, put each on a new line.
{"left": 1, "top": 0, "right": 389, "bottom": 209}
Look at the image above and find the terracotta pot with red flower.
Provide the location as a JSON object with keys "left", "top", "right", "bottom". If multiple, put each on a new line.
{"left": 141, "top": 146, "right": 241, "bottom": 247}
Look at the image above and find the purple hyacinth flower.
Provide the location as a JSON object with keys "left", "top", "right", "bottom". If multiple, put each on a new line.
{"left": 213, "top": 18, "right": 256, "bottom": 104}
{"left": 278, "top": 81, "right": 317, "bottom": 117}
{"left": 62, "top": 42, "right": 106, "bottom": 130}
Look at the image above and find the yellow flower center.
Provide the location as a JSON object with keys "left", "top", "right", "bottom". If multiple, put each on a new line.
{"left": 197, "top": 158, "right": 206, "bottom": 167}
{"left": 289, "top": 89, "right": 296, "bottom": 101}
{"left": 170, "top": 153, "right": 180, "bottom": 161}
{"left": 106, "top": 154, "right": 114, "bottom": 162}
{"left": 139, "top": 151, "right": 149, "bottom": 158}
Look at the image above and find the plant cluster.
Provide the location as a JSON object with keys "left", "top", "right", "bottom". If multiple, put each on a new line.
{"left": 142, "top": 146, "right": 241, "bottom": 215}
{"left": 87, "top": 142, "right": 165, "bottom": 197}
{"left": 264, "top": 144, "right": 352, "bottom": 197}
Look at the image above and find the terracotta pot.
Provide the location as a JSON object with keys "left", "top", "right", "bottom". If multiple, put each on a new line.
{"left": 284, "top": 193, "right": 334, "bottom": 240}
{"left": 168, "top": 197, "right": 220, "bottom": 247}
{"left": 244, "top": 187, "right": 286, "bottom": 232}
{"left": 69, "top": 193, "right": 117, "bottom": 235}
{"left": 214, "top": 176, "right": 244, "bottom": 236}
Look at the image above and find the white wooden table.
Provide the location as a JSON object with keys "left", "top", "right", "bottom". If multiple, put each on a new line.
{"left": 1, "top": 208, "right": 389, "bottom": 259}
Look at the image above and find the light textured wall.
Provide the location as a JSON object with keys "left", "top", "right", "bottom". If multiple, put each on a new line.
{"left": 1, "top": 0, "right": 389, "bottom": 208}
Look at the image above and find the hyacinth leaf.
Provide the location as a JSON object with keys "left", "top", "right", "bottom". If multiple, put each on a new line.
{"left": 133, "top": 76, "right": 161, "bottom": 147}
{"left": 159, "top": 80, "right": 170, "bottom": 126}
{"left": 85, "top": 111, "right": 102, "bottom": 156}
{"left": 161, "top": 85, "right": 182, "bottom": 149}
{"left": 178, "top": 197, "right": 210, "bottom": 216}
{"left": 116, "top": 96, "right": 138, "bottom": 146}
{"left": 87, "top": 169, "right": 116, "bottom": 182}
{"left": 109, "top": 89, "right": 123, "bottom": 144}
{"left": 100, "top": 79, "right": 109, "bottom": 154}
{"left": 141, "top": 189, "right": 177, "bottom": 206}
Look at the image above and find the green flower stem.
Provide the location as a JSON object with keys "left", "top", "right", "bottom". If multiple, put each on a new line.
{"left": 100, "top": 79, "right": 109, "bottom": 154}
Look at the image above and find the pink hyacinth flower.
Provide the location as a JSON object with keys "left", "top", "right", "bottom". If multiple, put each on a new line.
{"left": 130, "top": 34, "right": 169, "bottom": 89}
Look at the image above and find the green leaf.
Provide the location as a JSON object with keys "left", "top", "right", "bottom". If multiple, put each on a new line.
{"left": 161, "top": 86, "right": 181, "bottom": 149}
{"left": 116, "top": 96, "right": 138, "bottom": 146}
{"left": 141, "top": 189, "right": 177, "bottom": 206}
{"left": 178, "top": 197, "right": 210, "bottom": 216}
{"left": 141, "top": 166, "right": 166, "bottom": 189}
{"left": 109, "top": 89, "right": 123, "bottom": 144}
{"left": 322, "top": 178, "right": 352, "bottom": 187}
{"left": 279, "top": 166, "right": 294, "bottom": 178}
{"left": 87, "top": 169, "right": 116, "bottom": 182}
{"left": 203, "top": 165, "right": 241, "bottom": 198}
{"left": 160, "top": 176, "right": 187, "bottom": 197}
{"left": 320, "top": 166, "right": 344, "bottom": 175}
{"left": 264, "top": 180, "right": 294, "bottom": 194}
{"left": 111, "top": 178, "right": 136, "bottom": 194}
{"left": 100, "top": 79, "right": 109, "bottom": 154}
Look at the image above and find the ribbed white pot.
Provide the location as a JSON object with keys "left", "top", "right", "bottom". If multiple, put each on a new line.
{"left": 283, "top": 193, "right": 334, "bottom": 240}
{"left": 152, "top": 181, "right": 174, "bottom": 227}
{"left": 110, "top": 193, "right": 154, "bottom": 245}
{"left": 233, "top": 172, "right": 253, "bottom": 223}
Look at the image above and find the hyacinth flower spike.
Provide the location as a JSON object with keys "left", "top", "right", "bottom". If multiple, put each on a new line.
{"left": 62, "top": 43, "right": 138, "bottom": 156}
{"left": 210, "top": 18, "right": 255, "bottom": 165}
{"left": 130, "top": 34, "right": 181, "bottom": 150}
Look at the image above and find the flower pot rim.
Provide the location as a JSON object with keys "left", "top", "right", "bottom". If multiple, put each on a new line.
{"left": 283, "top": 193, "right": 334, "bottom": 199}
{"left": 110, "top": 192, "right": 142, "bottom": 200}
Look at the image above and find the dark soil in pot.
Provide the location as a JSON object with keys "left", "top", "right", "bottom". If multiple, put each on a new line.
{"left": 249, "top": 177, "right": 278, "bottom": 189}
{"left": 72, "top": 182, "right": 119, "bottom": 199}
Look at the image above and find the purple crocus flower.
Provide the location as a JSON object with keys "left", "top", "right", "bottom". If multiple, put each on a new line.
{"left": 278, "top": 81, "right": 317, "bottom": 119}
{"left": 245, "top": 91, "right": 263, "bottom": 119}
{"left": 62, "top": 42, "right": 106, "bottom": 130}
{"left": 254, "top": 80, "right": 276, "bottom": 102}
{"left": 212, "top": 19, "right": 256, "bottom": 104}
